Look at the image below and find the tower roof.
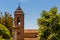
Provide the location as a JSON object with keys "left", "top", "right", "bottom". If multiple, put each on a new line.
{"left": 14, "top": 4, "right": 23, "bottom": 13}
{"left": 16, "top": 5, "right": 21, "bottom": 10}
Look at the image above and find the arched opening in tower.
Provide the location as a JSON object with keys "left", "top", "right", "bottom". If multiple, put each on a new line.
{"left": 17, "top": 17, "right": 20, "bottom": 26}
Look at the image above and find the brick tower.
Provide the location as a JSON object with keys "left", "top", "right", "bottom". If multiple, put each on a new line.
{"left": 14, "top": 5, "right": 24, "bottom": 40}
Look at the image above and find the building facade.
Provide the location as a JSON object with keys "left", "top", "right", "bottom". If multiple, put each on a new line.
{"left": 13, "top": 5, "right": 38, "bottom": 40}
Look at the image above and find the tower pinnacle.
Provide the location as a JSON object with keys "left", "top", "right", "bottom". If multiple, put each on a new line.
{"left": 18, "top": 2, "right": 20, "bottom": 7}
{"left": 14, "top": 3, "right": 23, "bottom": 13}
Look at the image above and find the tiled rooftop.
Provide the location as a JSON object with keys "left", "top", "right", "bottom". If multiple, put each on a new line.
{"left": 24, "top": 29, "right": 38, "bottom": 33}
{"left": 24, "top": 38, "right": 39, "bottom": 40}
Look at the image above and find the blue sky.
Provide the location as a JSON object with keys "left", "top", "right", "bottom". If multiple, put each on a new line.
{"left": 0, "top": 0, "right": 60, "bottom": 29}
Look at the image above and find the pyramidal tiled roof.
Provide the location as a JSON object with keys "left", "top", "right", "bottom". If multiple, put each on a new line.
{"left": 14, "top": 5, "right": 23, "bottom": 13}
{"left": 16, "top": 6, "right": 21, "bottom": 10}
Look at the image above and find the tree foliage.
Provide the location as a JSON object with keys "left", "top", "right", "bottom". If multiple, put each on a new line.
{"left": 0, "top": 12, "right": 13, "bottom": 36}
{"left": 0, "top": 24, "right": 11, "bottom": 39}
{"left": 37, "top": 7, "right": 60, "bottom": 40}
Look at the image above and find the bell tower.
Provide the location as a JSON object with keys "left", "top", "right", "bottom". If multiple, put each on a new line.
{"left": 14, "top": 5, "right": 24, "bottom": 40}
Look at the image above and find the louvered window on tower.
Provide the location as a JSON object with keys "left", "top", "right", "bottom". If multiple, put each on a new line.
{"left": 17, "top": 17, "right": 20, "bottom": 25}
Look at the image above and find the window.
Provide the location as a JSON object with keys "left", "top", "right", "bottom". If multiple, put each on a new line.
{"left": 17, "top": 32, "right": 20, "bottom": 35}
{"left": 17, "top": 17, "right": 20, "bottom": 25}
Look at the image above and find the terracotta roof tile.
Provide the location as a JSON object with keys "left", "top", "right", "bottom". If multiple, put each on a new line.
{"left": 24, "top": 38, "right": 39, "bottom": 40}
{"left": 24, "top": 29, "right": 38, "bottom": 33}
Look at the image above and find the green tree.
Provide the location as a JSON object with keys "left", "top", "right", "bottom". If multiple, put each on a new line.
{"left": 4, "top": 12, "right": 13, "bottom": 36}
{"left": 37, "top": 7, "right": 60, "bottom": 40}
{"left": 0, "top": 12, "right": 13, "bottom": 37}
{"left": 0, "top": 24, "right": 11, "bottom": 39}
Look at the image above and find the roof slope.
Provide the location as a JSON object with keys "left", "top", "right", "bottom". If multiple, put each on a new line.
{"left": 24, "top": 29, "right": 38, "bottom": 33}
